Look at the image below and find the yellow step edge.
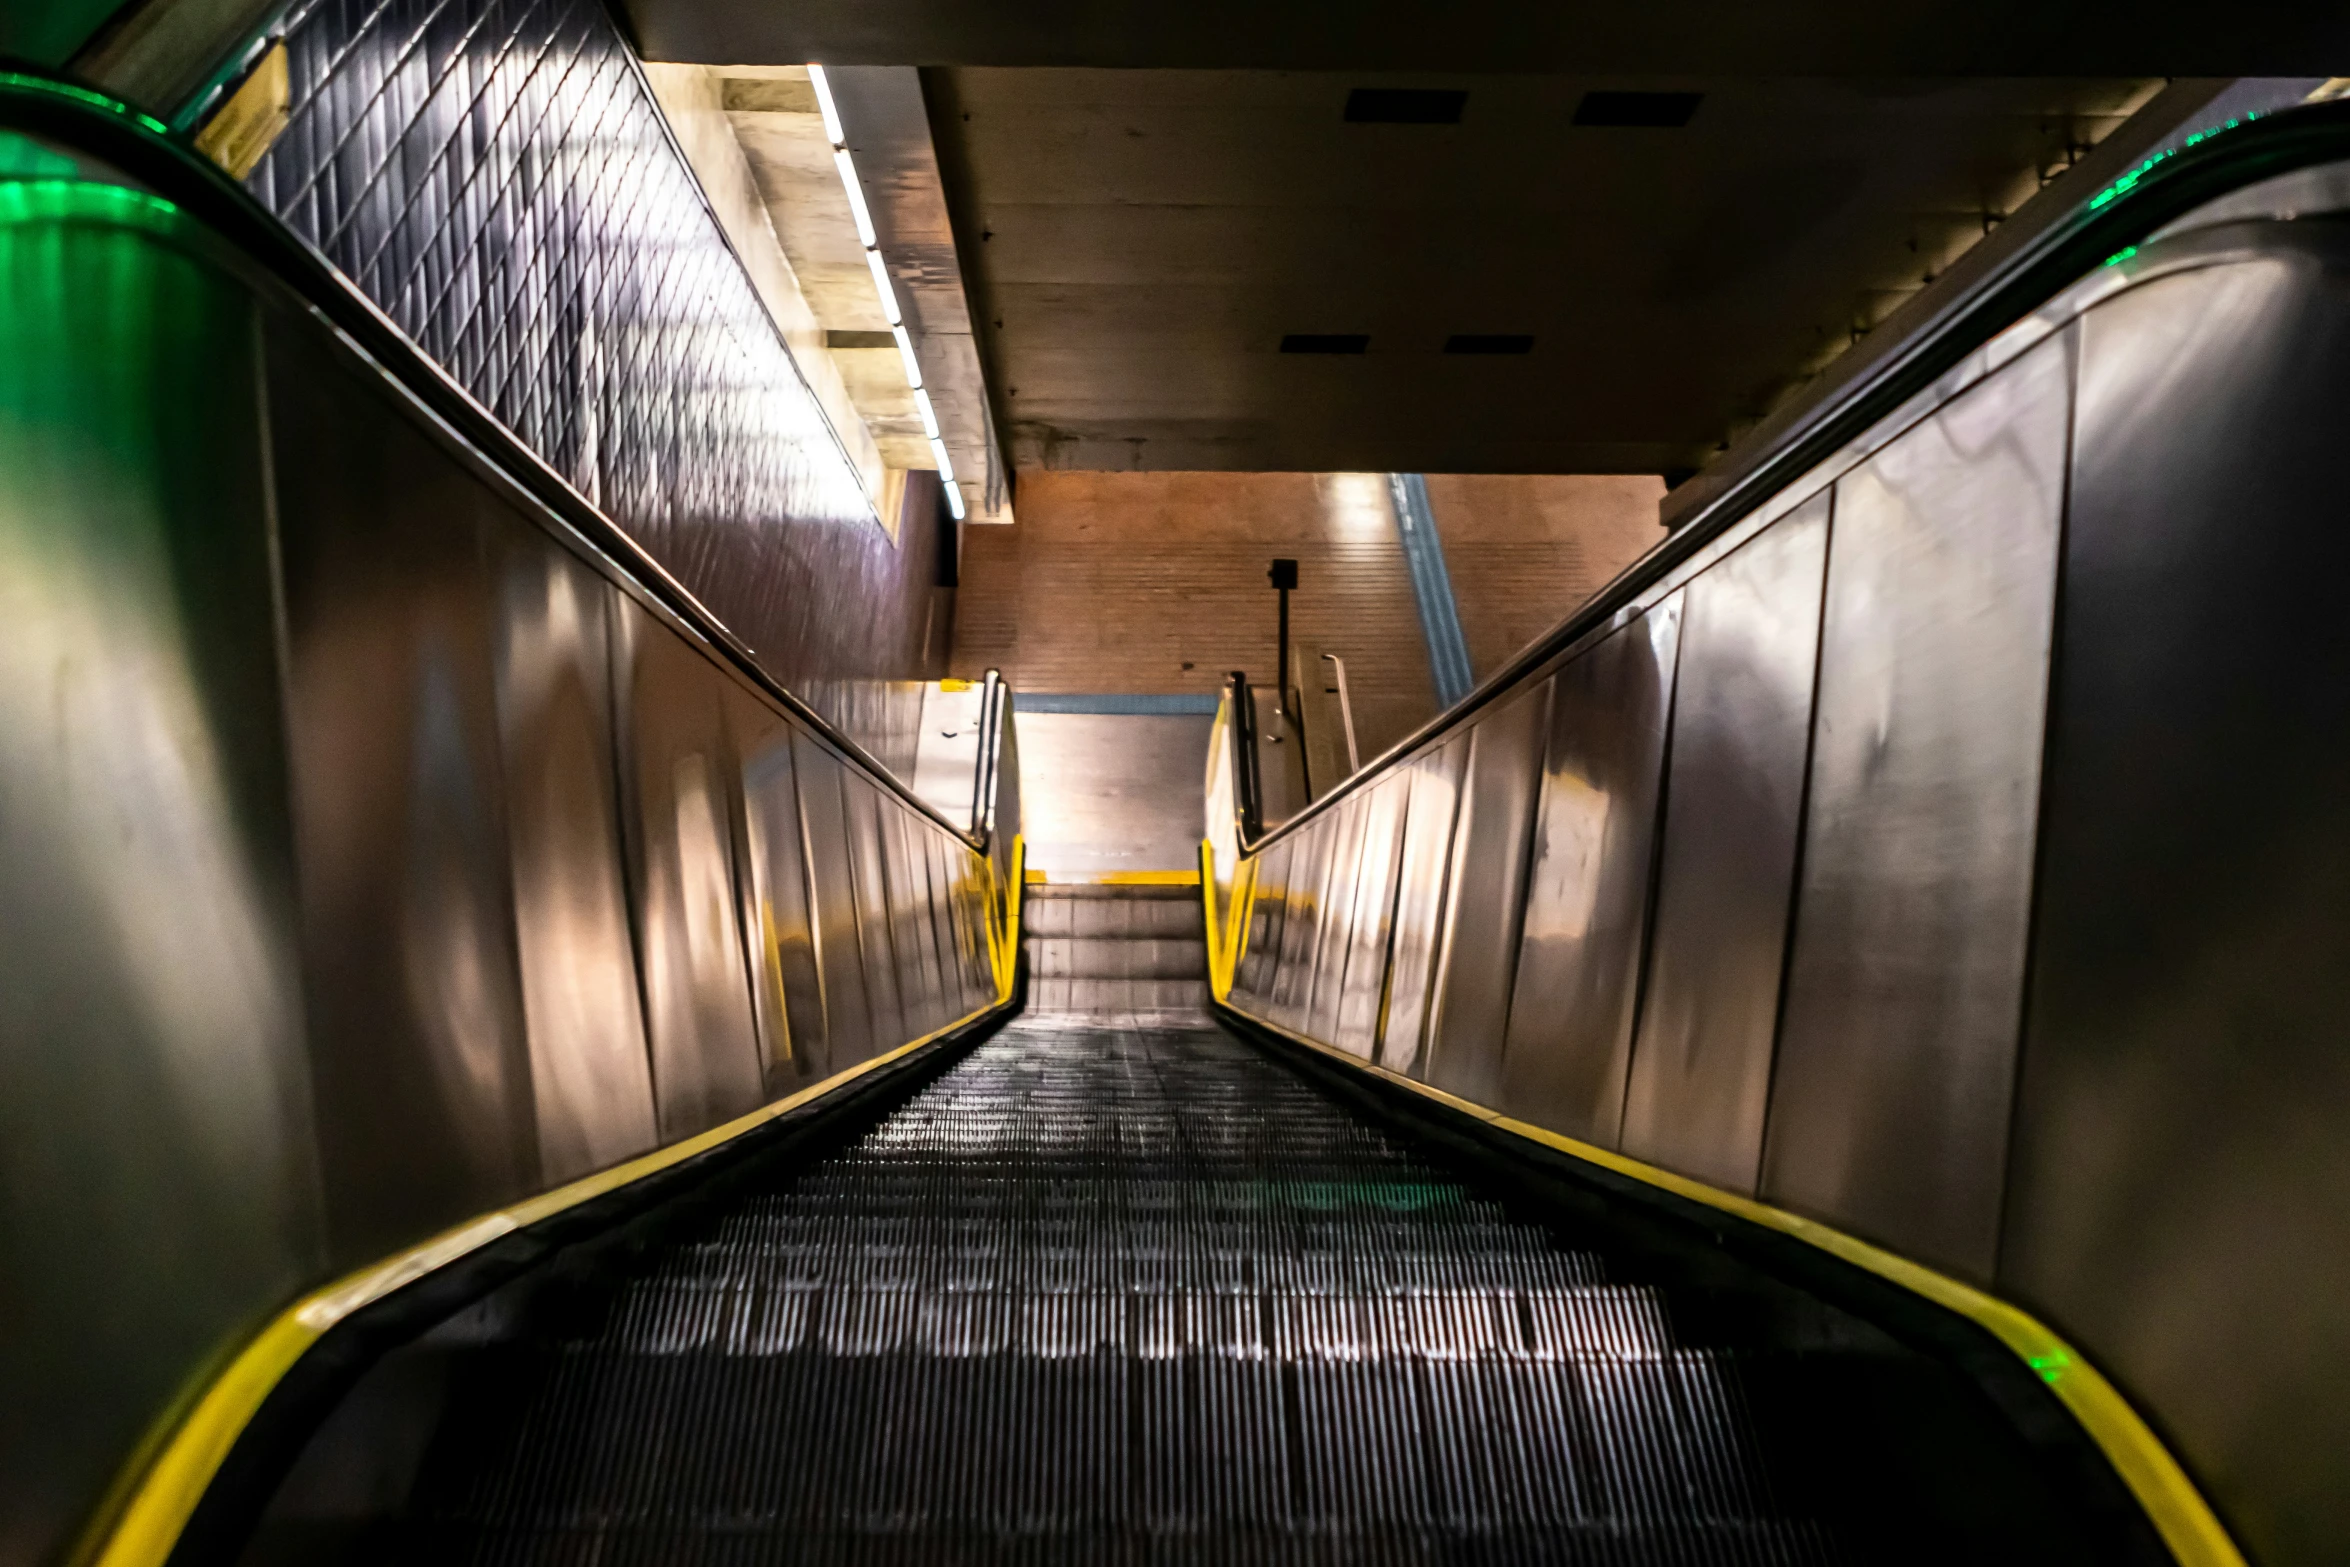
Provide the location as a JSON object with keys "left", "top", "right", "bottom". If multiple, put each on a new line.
{"left": 1211, "top": 943, "right": 2242, "bottom": 1567}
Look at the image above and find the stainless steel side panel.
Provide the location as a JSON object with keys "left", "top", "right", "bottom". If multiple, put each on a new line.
{"left": 1307, "top": 801, "right": 1369, "bottom": 1046}
{"left": 1335, "top": 777, "right": 1409, "bottom": 1060}
{"left": 1, "top": 267, "right": 321, "bottom": 1567}
{"left": 1379, "top": 737, "right": 1468, "bottom": 1075}
{"left": 1424, "top": 678, "right": 1552, "bottom": 1106}
{"left": 1498, "top": 605, "right": 1682, "bottom": 1148}
{"left": 1269, "top": 820, "right": 1324, "bottom": 1029}
{"left": 488, "top": 523, "right": 657, "bottom": 1182}
{"left": 885, "top": 809, "right": 941, "bottom": 1038}
{"left": 842, "top": 774, "right": 906, "bottom": 1051}
{"left": 269, "top": 328, "right": 539, "bottom": 1267}
{"left": 729, "top": 690, "right": 829, "bottom": 1088}
{"left": 614, "top": 601, "right": 767, "bottom": 1141}
{"left": 1233, "top": 838, "right": 1291, "bottom": 1009}
{"left": 2004, "top": 243, "right": 2350, "bottom": 1561}
{"left": 1621, "top": 498, "right": 1828, "bottom": 1194}
{"left": 1762, "top": 331, "right": 2069, "bottom": 1281}
{"left": 793, "top": 734, "right": 874, "bottom": 1068}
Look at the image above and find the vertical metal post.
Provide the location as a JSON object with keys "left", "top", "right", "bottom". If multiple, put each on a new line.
{"left": 1269, "top": 557, "right": 1298, "bottom": 719}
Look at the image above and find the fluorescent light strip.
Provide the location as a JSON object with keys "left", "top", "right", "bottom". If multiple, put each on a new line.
{"left": 833, "top": 149, "right": 877, "bottom": 248}
{"left": 894, "top": 325, "right": 925, "bottom": 390}
{"left": 913, "top": 386, "right": 941, "bottom": 438}
{"left": 865, "top": 249, "right": 902, "bottom": 326}
{"left": 929, "top": 436, "right": 957, "bottom": 484}
{"left": 806, "top": 63, "right": 845, "bottom": 147}
{"left": 943, "top": 480, "right": 967, "bottom": 521}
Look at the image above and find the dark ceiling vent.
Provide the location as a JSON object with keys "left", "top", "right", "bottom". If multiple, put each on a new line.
{"left": 1444, "top": 333, "right": 1535, "bottom": 354}
{"left": 1281, "top": 333, "right": 1371, "bottom": 354}
{"left": 1344, "top": 88, "right": 1467, "bottom": 125}
{"left": 1573, "top": 90, "right": 1702, "bottom": 128}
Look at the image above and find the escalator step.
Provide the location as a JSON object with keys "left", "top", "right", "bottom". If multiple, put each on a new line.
{"left": 381, "top": 1018, "right": 1832, "bottom": 1564}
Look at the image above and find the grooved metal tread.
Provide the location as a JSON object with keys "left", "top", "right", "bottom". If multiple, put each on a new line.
{"left": 377, "top": 1018, "right": 1843, "bottom": 1563}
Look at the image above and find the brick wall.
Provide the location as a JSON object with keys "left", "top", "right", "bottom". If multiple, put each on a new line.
{"left": 954, "top": 471, "right": 1664, "bottom": 760}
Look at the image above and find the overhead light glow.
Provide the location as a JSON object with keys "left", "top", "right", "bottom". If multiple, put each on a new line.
{"left": 930, "top": 436, "right": 957, "bottom": 484}
{"left": 894, "top": 325, "right": 924, "bottom": 390}
{"left": 833, "top": 148, "right": 877, "bottom": 248}
{"left": 943, "top": 480, "right": 966, "bottom": 521}
{"left": 913, "top": 386, "right": 941, "bottom": 438}
{"left": 806, "top": 63, "right": 845, "bottom": 147}
{"left": 866, "top": 249, "right": 902, "bottom": 325}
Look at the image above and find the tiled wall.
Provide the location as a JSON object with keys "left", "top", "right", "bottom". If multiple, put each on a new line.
{"left": 246, "top": 0, "right": 948, "bottom": 765}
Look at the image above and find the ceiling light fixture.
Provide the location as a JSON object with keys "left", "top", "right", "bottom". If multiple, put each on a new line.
{"left": 807, "top": 61, "right": 846, "bottom": 146}
{"left": 811, "top": 63, "right": 958, "bottom": 503}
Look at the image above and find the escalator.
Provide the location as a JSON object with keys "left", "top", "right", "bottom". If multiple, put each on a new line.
{"left": 15, "top": 65, "right": 2350, "bottom": 1567}
{"left": 246, "top": 1006, "right": 2145, "bottom": 1565}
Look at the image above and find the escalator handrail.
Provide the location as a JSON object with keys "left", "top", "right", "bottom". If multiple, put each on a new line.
{"left": 1232, "top": 97, "right": 2350, "bottom": 856}
{"left": 0, "top": 69, "right": 994, "bottom": 854}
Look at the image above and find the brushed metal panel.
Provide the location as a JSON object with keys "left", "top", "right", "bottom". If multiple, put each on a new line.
{"left": 1379, "top": 736, "right": 1468, "bottom": 1076}
{"left": 883, "top": 809, "right": 941, "bottom": 1038}
{"left": 615, "top": 602, "right": 766, "bottom": 1140}
{"left": 1334, "top": 777, "right": 1409, "bottom": 1060}
{"left": 1306, "top": 801, "right": 1369, "bottom": 1045}
{"left": 730, "top": 692, "right": 829, "bottom": 1087}
{"left": 792, "top": 735, "right": 874, "bottom": 1068}
{"left": 488, "top": 524, "right": 657, "bottom": 1182}
{"left": 1762, "top": 331, "right": 2069, "bottom": 1281}
{"left": 842, "top": 774, "right": 906, "bottom": 1050}
{"left": 1622, "top": 499, "right": 1828, "bottom": 1194}
{"left": 1269, "top": 820, "right": 1325, "bottom": 1029}
{"left": 269, "top": 327, "right": 538, "bottom": 1266}
{"left": 1424, "top": 678, "right": 1552, "bottom": 1107}
{"left": 1232, "top": 838, "right": 1291, "bottom": 1010}
{"left": 2005, "top": 242, "right": 2350, "bottom": 1564}
{"left": 1498, "top": 604, "right": 1682, "bottom": 1148}
{"left": 0, "top": 252, "right": 320, "bottom": 1567}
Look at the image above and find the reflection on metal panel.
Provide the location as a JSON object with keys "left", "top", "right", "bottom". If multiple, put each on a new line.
{"left": 842, "top": 775, "right": 905, "bottom": 1052}
{"left": 0, "top": 251, "right": 320, "bottom": 1567}
{"left": 1379, "top": 738, "right": 1468, "bottom": 1075}
{"left": 793, "top": 736, "right": 873, "bottom": 1068}
{"left": 1499, "top": 606, "right": 1682, "bottom": 1148}
{"left": 1424, "top": 679, "right": 1552, "bottom": 1106}
{"left": 1621, "top": 500, "right": 1826, "bottom": 1194}
{"left": 1763, "top": 332, "right": 2069, "bottom": 1281}
{"left": 1233, "top": 838, "right": 1291, "bottom": 1009}
{"left": 1335, "top": 777, "right": 1409, "bottom": 1060}
{"left": 730, "top": 690, "right": 828, "bottom": 1088}
{"left": 270, "top": 328, "right": 538, "bottom": 1266}
{"left": 885, "top": 812, "right": 938, "bottom": 1037}
{"left": 2008, "top": 245, "right": 2350, "bottom": 1558}
{"left": 616, "top": 604, "right": 766, "bottom": 1140}
{"left": 1308, "top": 803, "right": 1368, "bottom": 1046}
{"left": 1270, "top": 821, "right": 1323, "bottom": 1029}
{"left": 489, "top": 525, "right": 657, "bottom": 1181}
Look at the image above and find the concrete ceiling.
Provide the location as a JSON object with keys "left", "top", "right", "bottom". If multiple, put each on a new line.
{"left": 926, "top": 71, "right": 2158, "bottom": 473}
{"left": 622, "top": 0, "right": 2348, "bottom": 76}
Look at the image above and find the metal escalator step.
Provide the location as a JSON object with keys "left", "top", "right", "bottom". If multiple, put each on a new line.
{"left": 380, "top": 1020, "right": 1835, "bottom": 1563}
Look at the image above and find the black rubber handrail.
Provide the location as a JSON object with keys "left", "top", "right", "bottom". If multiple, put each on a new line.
{"left": 0, "top": 69, "right": 991, "bottom": 852}
{"left": 1234, "top": 97, "right": 2350, "bottom": 854}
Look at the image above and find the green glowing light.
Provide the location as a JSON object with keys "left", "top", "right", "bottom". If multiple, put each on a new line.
{"left": 2104, "top": 245, "right": 2139, "bottom": 267}
{"left": 2087, "top": 110, "right": 2262, "bottom": 211}
{"left": 2029, "top": 1350, "right": 2072, "bottom": 1384}
{"left": 0, "top": 71, "right": 172, "bottom": 137}
{"left": 0, "top": 178, "right": 179, "bottom": 231}
{"left": 0, "top": 131, "right": 78, "bottom": 180}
